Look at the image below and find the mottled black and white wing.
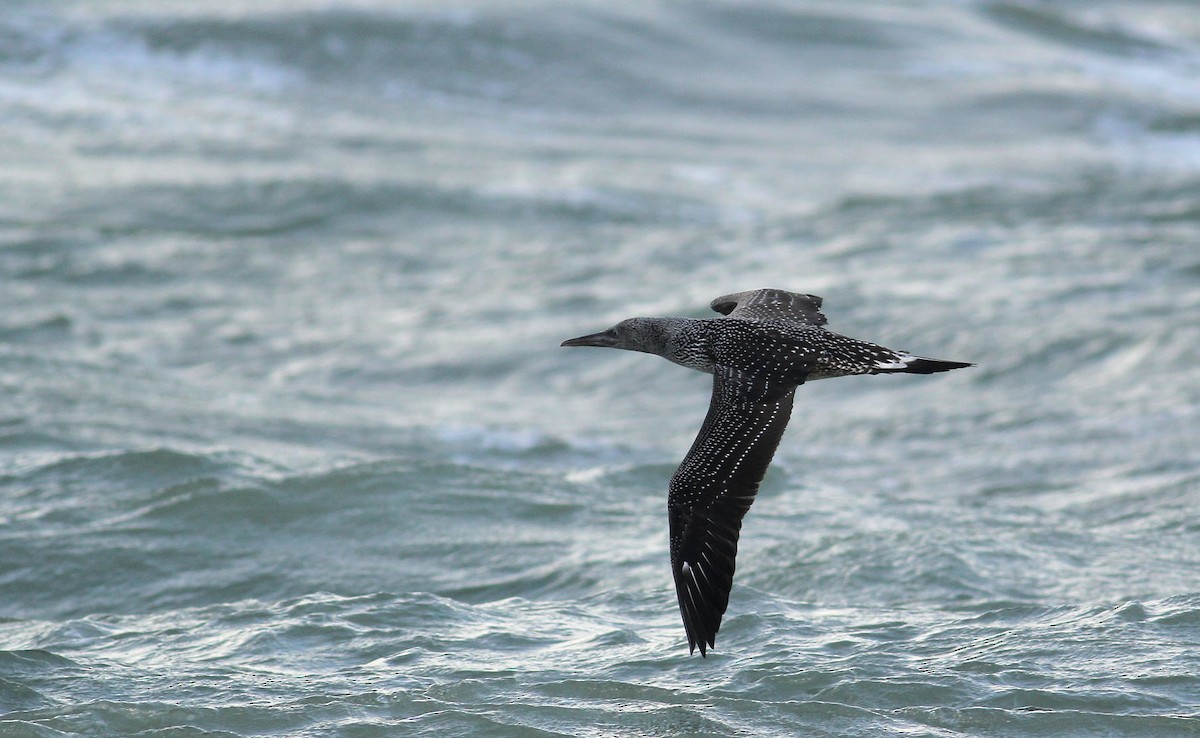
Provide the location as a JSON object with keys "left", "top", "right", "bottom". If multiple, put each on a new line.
{"left": 668, "top": 365, "right": 797, "bottom": 656}
{"left": 710, "top": 288, "right": 828, "bottom": 327}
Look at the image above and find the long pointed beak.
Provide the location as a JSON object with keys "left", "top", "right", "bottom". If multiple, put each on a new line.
{"left": 561, "top": 330, "right": 617, "bottom": 348}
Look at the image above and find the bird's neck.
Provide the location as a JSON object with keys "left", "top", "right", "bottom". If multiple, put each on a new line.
{"left": 658, "top": 318, "right": 715, "bottom": 374}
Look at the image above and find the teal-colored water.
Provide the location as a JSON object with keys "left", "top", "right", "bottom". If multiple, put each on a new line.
{"left": 2, "top": 1, "right": 1199, "bottom": 736}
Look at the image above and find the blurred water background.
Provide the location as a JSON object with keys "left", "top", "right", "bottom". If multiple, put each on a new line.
{"left": 2, "top": 1, "right": 1200, "bottom": 736}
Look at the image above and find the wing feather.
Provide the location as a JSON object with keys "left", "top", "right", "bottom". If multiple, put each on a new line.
{"left": 710, "top": 288, "right": 828, "bottom": 327}
{"left": 668, "top": 365, "right": 797, "bottom": 655}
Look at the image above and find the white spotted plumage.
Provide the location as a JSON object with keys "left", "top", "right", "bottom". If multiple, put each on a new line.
{"left": 561, "top": 288, "right": 972, "bottom": 656}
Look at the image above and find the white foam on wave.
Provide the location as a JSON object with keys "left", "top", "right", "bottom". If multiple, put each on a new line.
{"left": 0, "top": 9, "right": 303, "bottom": 152}
{"left": 1094, "top": 106, "right": 1200, "bottom": 174}
{"left": 435, "top": 425, "right": 549, "bottom": 453}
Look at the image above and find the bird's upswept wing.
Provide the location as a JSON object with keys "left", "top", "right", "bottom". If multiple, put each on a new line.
{"left": 710, "top": 288, "right": 828, "bottom": 327}
{"left": 668, "top": 365, "right": 798, "bottom": 656}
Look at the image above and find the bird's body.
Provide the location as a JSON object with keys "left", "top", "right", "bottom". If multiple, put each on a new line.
{"left": 561, "top": 289, "right": 971, "bottom": 656}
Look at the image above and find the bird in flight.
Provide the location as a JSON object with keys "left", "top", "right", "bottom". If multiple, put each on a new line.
{"left": 561, "top": 288, "right": 971, "bottom": 656}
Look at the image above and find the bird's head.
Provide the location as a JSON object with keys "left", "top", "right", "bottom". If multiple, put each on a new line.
{"left": 560, "top": 317, "right": 667, "bottom": 355}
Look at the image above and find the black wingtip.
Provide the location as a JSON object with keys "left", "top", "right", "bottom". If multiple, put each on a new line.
{"left": 900, "top": 358, "right": 974, "bottom": 374}
{"left": 677, "top": 574, "right": 716, "bottom": 657}
{"left": 710, "top": 298, "right": 737, "bottom": 316}
{"left": 682, "top": 616, "right": 716, "bottom": 657}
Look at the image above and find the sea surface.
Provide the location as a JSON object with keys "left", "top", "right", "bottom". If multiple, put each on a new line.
{"left": 2, "top": 1, "right": 1200, "bottom": 736}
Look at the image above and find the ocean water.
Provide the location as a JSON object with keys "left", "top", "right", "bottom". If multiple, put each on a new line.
{"left": 2, "top": 0, "right": 1200, "bottom": 735}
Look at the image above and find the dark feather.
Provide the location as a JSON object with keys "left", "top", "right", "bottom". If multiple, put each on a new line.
{"left": 710, "top": 288, "right": 828, "bottom": 327}
{"left": 668, "top": 366, "right": 797, "bottom": 655}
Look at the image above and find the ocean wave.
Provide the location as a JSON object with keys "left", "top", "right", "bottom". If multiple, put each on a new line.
{"left": 0, "top": 444, "right": 651, "bottom": 619}
{"left": 7, "top": 592, "right": 1197, "bottom": 736}
{"left": 984, "top": 1, "right": 1176, "bottom": 57}
{"left": 2, "top": 1, "right": 1199, "bottom": 735}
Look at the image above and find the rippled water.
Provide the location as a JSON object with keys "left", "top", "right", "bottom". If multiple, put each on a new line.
{"left": 3, "top": 1, "right": 1200, "bottom": 736}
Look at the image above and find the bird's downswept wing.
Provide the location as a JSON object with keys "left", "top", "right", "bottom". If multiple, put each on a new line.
{"left": 710, "top": 288, "right": 828, "bottom": 327}
{"left": 668, "top": 365, "right": 798, "bottom": 656}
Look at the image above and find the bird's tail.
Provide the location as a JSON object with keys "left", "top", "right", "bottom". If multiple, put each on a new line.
{"left": 874, "top": 354, "right": 973, "bottom": 374}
